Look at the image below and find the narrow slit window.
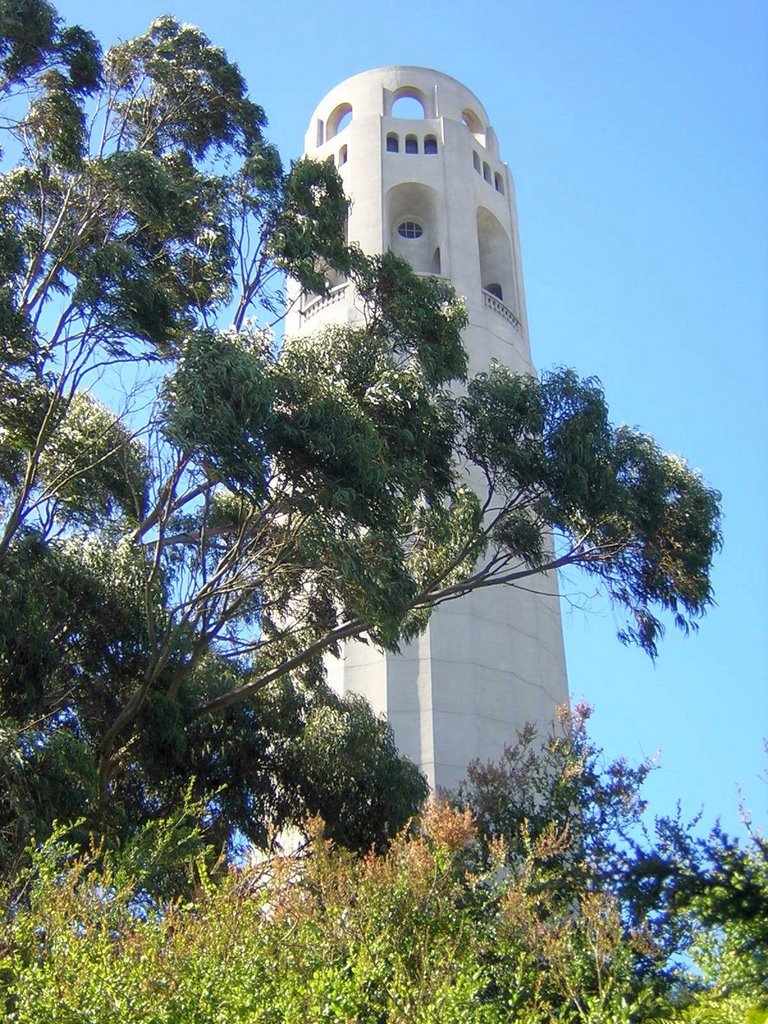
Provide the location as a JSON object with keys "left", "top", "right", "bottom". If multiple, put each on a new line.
{"left": 339, "top": 144, "right": 348, "bottom": 165}
{"left": 473, "top": 151, "right": 481, "bottom": 173}
{"left": 494, "top": 172, "right": 504, "bottom": 193}
{"left": 483, "top": 162, "right": 491, "bottom": 183}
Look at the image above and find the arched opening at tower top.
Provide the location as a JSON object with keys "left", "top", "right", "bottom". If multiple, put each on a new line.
{"left": 388, "top": 84, "right": 432, "bottom": 118}
{"left": 462, "top": 108, "right": 485, "bottom": 146}
{"left": 392, "top": 94, "right": 426, "bottom": 119}
{"left": 327, "top": 102, "right": 352, "bottom": 139}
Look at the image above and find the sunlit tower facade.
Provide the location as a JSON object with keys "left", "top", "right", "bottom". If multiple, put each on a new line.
{"left": 285, "top": 67, "right": 568, "bottom": 790}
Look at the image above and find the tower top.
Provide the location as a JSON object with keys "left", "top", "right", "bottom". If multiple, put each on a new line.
{"left": 304, "top": 66, "right": 500, "bottom": 159}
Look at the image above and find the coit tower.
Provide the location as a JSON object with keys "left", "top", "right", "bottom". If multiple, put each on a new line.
{"left": 285, "top": 67, "right": 569, "bottom": 791}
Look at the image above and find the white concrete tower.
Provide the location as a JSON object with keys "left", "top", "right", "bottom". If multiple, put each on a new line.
{"left": 285, "top": 67, "right": 568, "bottom": 791}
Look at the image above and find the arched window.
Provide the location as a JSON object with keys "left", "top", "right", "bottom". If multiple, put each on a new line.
{"left": 315, "top": 119, "right": 324, "bottom": 147}
{"left": 405, "top": 135, "right": 418, "bottom": 154}
{"left": 431, "top": 247, "right": 441, "bottom": 274}
{"left": 327, "top": 102, "right": 352, "bottom": 139}
{"left": 494, "top": 172, "right": 504, "bottom": 194}
{"left": 326, "top": 154, "right": 335, "bottom": 166}
{"left": 473, "top": 151, "right": 481, "bottom": 173}
{"left": 391, "top": 93, "right": 426, "bottom": 119}
{"left": 386, "top": 133, "right": 399, "bottom": 153}
{"left": 485, "top": 282, "right": 503, "bottom": 300}
{"left": 483, "top": 162, "right": 491, "bottom": 184}
{"left": 339, "top": 144, "right": 348, "bottom": 166}
{"left": 424, "top": 135, "right": 438, "bottom": 155}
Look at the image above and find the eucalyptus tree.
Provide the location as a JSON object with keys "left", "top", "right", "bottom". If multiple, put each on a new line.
{"left": 0, "top": 1, "right": 721, "bottom": 861}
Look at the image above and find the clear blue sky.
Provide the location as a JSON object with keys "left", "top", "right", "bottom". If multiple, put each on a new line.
{"left": 56, "top": 0, "right": 768, "bottom": 836}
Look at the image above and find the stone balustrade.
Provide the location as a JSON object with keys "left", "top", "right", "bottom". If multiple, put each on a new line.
{"left": 300, "top": 283, "right": 348, "bottom": 321}
{"left": 483, "top": 289, "right": 522, "bottom": 332}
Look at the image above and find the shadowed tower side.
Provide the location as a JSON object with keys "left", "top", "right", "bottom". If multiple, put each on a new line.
{"left": 285, "top": 67, "right": 569, "bottom": 791}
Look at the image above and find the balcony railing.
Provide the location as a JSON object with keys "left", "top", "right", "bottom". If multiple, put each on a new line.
{"left": 299, "top": 281, "right": 522, "bottom": 336}
{"left": 300, "top": 282, "right": 348, "bottom": 321}
{"left": 483, "top": 289, "right": 522, "bottom": 332}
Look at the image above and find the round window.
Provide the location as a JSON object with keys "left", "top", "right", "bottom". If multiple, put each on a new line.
{"left": 398, "top": 221, "right": 423, "bottom": 239}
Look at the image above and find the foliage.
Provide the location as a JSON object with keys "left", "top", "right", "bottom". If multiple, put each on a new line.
{"left": 0, "top": 1, "right": 721, "bottom": 870}
{"left": 1, "top": 787, "right": 764, "bottom": 1023}
{"left": 455, "top": 702, "right": 654, "bottom": 869}
{"left": 454, "top": 705, "right": 768, "bottom": 1019}
{"left": 0, "top": 668, "right": 427, "bottom": 869}
{"left": 454, "top": 703, "right": 674, "bottom": 951}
